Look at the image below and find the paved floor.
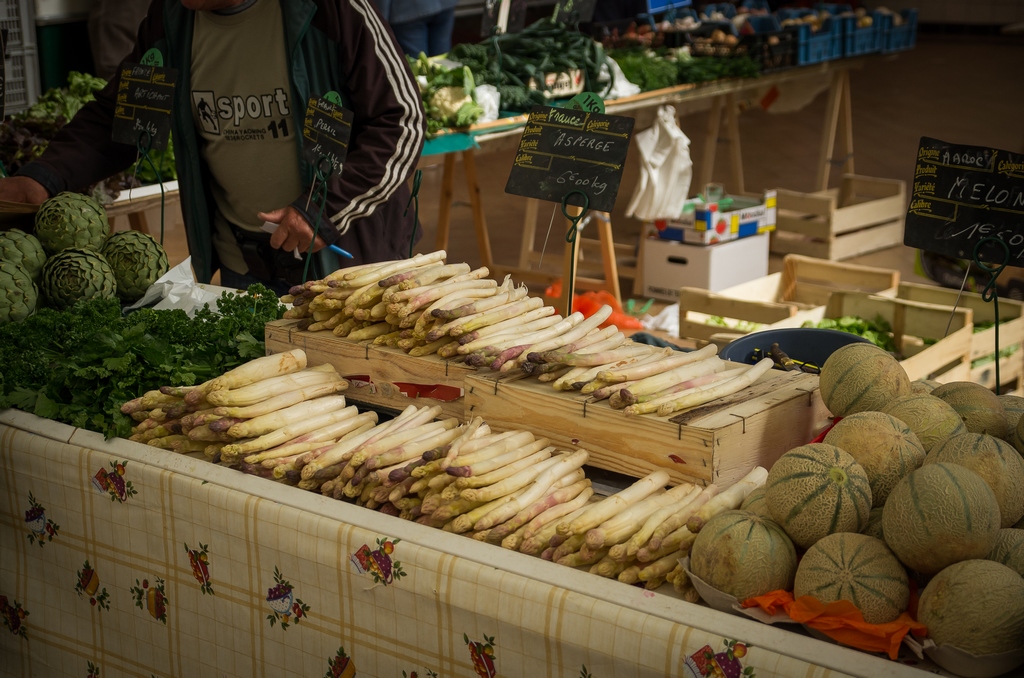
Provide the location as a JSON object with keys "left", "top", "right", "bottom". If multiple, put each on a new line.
{"left": 151, "top": 34, "right": 1024, "bottom": 293}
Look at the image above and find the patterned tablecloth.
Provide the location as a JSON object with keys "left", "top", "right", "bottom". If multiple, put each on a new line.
{"left": 0, "top": 409, "right": 940, "bottom": 678}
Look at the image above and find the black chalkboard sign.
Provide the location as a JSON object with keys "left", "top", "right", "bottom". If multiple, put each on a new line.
{"left": 555, "top": 0, "right": 597, "bottom": 23}
{"left": 905, "top": 137, "right": 1024, "bottom": 265}
{"left": 505, "top": 105, "right": 634, "bottom": 213}
{"left": 302, "top": 96, "right": 353, "bottom": 173}
{"left": 112, "top": 63, "right": 177, "bottom": 150}
{"left": 481, "top": 0, "right": 528, "bottom": 37}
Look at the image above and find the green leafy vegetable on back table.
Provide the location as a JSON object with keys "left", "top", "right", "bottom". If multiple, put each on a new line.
{"left": 802, "top": 315, "right": 898, "bottom": 354}
{"left": 0, "top": 286, "right": 284, "bottom": 439}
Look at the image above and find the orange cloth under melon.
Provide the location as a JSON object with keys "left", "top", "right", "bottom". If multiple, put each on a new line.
{"left": 543, "top": 281, "right": 644, "bottom": 330}
{"left": 742, "top": 590, "right": 926, "bottom": 660}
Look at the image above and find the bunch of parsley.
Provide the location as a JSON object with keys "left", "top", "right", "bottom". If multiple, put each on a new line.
{"left": 0, "top": 285, "right": 283, "bottom": 439}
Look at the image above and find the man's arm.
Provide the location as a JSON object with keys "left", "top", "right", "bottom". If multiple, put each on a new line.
{"left": 16, "top": 1, "right": 167, "bottom": 198}
{"left": 293, "top": 0, "right": 425, "bottom": 244}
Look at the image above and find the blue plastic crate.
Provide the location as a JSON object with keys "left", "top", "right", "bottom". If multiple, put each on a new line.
{"left": 700, "top": 3, "right": 736, "bottom": 19}
{"left": 740, "top": 0, "right": 771, "bottom": 12}
{"left": 840, "top": 12, "right": 882, "bottom": 56}
{"left": 881, "top": 8, "right": 917, "bottom": 53}
{"left": 778, "top": 9, "right": 842, "bottom": 65}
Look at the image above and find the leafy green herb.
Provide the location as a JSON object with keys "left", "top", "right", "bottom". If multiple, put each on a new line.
{"left": 707, "top": 315, "right": 764, "bottom": 333}
{"left": 0, "top": 286, "right": 283, "bottom": 439}
{"left": 802, "top": 315, "right": 898, "bottom": 353}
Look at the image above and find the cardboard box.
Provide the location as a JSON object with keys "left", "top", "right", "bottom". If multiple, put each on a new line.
{"left": 655, "top": 191, "right": 777, "bottom": 244}
{"left": 642, "top": 232, "right": 770, "bottom": 301}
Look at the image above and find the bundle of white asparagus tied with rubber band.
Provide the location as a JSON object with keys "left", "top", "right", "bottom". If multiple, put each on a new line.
{"left": 281, "top": 251, "right": 775, "bottom": 417}
{"left": 121, "top": 350, "right": 355, "bottom": 463}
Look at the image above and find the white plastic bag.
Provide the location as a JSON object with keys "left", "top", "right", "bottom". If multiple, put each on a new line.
{"left": 124, "top": 257, "right": 229, "bottom": 317}
{"left": 599, "top": 57, "right": 641, "bottom": 100}
{"left": 625, "top": 106, "right": 693, "bottom": 221}
{"left": 475, "top": 84, "right": 500, "bottom": 123}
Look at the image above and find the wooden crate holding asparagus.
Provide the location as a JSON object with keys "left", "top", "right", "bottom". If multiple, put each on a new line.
{"left": 464, "top": 368, "right": 830, "bottom": 488}
{"left": 894, "top": 282, "right": 1024, "bottom": 391}
{"left": 265, "top": 319, "right": 472, "bottom": 421}
{"left": 678, "top": 255, "right": 900, "bottom": 343}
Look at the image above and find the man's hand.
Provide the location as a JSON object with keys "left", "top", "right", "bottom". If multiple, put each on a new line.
{"left": 258, "top": 206, "right": 327, "bottom": 253}
{"left": 0, "top": 177, "right": 49, "bottom": 205}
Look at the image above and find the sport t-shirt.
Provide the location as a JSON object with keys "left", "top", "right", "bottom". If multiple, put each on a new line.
{"left": 189, "top": 0, "right": 304, "bottom": 275}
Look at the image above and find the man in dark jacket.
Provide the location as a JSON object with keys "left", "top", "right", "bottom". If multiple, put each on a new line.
{"left": 0, "top": 0, "right": 426, "bottom": 293}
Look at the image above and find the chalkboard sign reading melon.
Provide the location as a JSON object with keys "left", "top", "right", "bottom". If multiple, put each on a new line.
{"left": 905, "top": 137, "right": 1024, "bottom": 265}
{"left": 504, "top": 105, "right": 635, "bottom": 212}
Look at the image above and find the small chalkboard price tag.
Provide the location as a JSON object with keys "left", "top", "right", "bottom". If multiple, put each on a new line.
{"left": 554, "top": 0, "right": 597, "bottom": 23}
{"left": 505, "top": 105, "right": 635, "bottom": 213}
{"left": 302, "top": 95, "right": 354, "bottom": 173}
{"left": 112, "top": 63, "right": 177, "bottom": 150}
{"left": 481, "top": 0, "right": 528, "bottom": 37}
{"left": 904, "top": 137, "right": 1024, "bottom": 265}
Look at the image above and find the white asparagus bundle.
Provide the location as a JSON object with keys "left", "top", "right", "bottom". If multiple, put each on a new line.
{"left": 211, "top": 379, "right": 347, "bottom": 418}
{"left": 598, "top": 344, "right": 717, "bottom": 383}
{"left": 206, "top": 365, "right": 338, "bottom": 407}
{"left": 685, "top": 466, "right": 767, "bottom": 532}
{"left": 301, "top": 405, "right": 421, "bottom": 477}
{"left": 647, "top": 485, "right": 718, "bottom": 552}
{"left": 448, "top": 437, "right": 550, "bottom": 479}
{"left": 493, "top": 478, "right": 591, "bottom": 544}
{"left": 226, "top": 396, "right": 350, "bottom": 439}
{"left": 458, "top": 450, "right": 560, "bottom": 501}
{"left": 620, "top": 485, "right": 703, "bottom": 558}
{"left": 252, "top": 417, "right": 378, "bottom": 466}
{"left": 189, "top": 349, "right": 307, "bottom": 403}
{"left": 585, "top": 483, "right": 697, "bottom": 550}
{"left": 557, "top": 470, "right": 669, "bottom": 536}
{"left": 454, "top": 447, "right": 554, "bottom": 489}
{"left": 221, "top": 407, "right": 360, "bottom": 456}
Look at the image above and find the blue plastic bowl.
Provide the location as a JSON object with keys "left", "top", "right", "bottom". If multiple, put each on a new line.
{"left": 719, "top": 328, "right": 873, "bottom": 369}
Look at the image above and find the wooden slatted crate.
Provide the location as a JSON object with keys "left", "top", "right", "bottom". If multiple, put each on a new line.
{"left": 678, "top": 254, "right": 900, "bottom": 343}
{"left": 822, "top": 291, "right": 974, "bottom": 383}
{"left": 770, "top": 175, "right": 906, "bottom": 261}
{"left": 464, "top": 368, "right": 830, "bottom": 488}
{"left": 265, "top": 320, "right": 472, "bottom": 420}
{"left": 895, "top": 282, "right": 1024, "bottom": 392}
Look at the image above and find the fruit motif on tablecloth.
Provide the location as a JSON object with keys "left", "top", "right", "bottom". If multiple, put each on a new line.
{"left": 0, "top": 596, "right": 28, "bottom": 639}
{"left": 464, "top": 633, "right": 497, "bottom": 678}
{"left": 266, "top": 566, "right": 309, "bottom": 630}
{"left": 75, "top": 560, "right": 110, "bottom": 611}
{"left": 24, "top": 491, "right": 59, "bottom": 546}
{"left": 402, "top": 669, "right": 438, "bottom": 678}
{"left": 92, "top": 461, "right": 136, "bottom": 503}
{"left": 349, "top": 537, "right": 407, "bottom": 586}
{"left": 130, "top": 577, "right": 167, "bottom": 624}
{"left": 323, "top": 646, "right": 356, "bottom": 678}
{"left": 87, "top": 661, "right": 100, "bottom": 678}
{"left": 683, "top": 640, "right": 754, "bottom": 678}
{"left": 184, "top": 543, "right": 213, "bottom": 595}
{"left": 579, "top": 665, "right": 594, "bottom": 678}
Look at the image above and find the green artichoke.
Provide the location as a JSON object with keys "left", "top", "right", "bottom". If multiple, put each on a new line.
{"left": 0, "top": 228, "right": 47, "bottom": 282}
{"left": 0, "top": 259, "right": 39, "bottom": 322}
{"left": 101, "top": 230, "right": 170, "bottom": 302}
{"left": 41, "top": 248, "right": 117, "bottom": 310}
{"left": 34, "top": 191, "right": 110, "bottom": 255}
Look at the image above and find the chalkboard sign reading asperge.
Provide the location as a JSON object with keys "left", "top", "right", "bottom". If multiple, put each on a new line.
{"left": 112, "top": 63, "right": 177, "bottom": 150}
{"left": 905, "top": 137, "right": 1024, "bottom": 266}
{"left": 505, "top": 105, "right": 635, "bottom": 213}
{"left": 302, "top": 96, "right": 354, "bottom": 173}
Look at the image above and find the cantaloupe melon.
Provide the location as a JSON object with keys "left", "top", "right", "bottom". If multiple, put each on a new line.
{"left": 765, "top": 444, "right": 872, "bottom": 549}
{"left": 823, "top": 412, "right": 926, "bottom": 507}
{"left": 794, "top": 532, "right": 909, "bottom": 624}
{"left": 740, "top": 486, "right": 771, "bottom": 519}
{"left": 1014, "top": 407, "right": 1024, "bottom": 457}
{"left": 882, "top": 463, "right": 1001, "bottom": 574}
{"left": 925, "top": 432, "right": 1024, "bottom": 527}
{"left": 1017, "top": 514, "right": 1024, "bottom": 529}
{"left": 819, "top": 344, "right": 911, "bottom": 417}
{"left": 987, "top": 528, "right": 1024, "bottom": 577}
{"left": 931, "top": 381, "right": 1008, "bottom": 438}
{"left": 918, "top": 560, "right": 1024, "bottom": 655}
{"left": 911, "top": 379, "right": 941, "bottom": 395}
{"left": 1001, "top": 393, "right": 1024, "bottom": 454}
{"left": 689, "top": 510, "right": 797, "bottom": 601}
{"left": 881, "top": 394, "right": 967, "bottom": 452}
{"left": 863, "top": 507, "right": 885, "bottom": 541}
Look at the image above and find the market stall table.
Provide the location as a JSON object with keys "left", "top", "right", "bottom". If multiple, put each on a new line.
{"left": 0, "top": 408, "right": 954, "bottom": 677}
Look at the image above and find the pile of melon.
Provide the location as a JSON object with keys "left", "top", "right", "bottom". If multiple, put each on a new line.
{"left": 688, "top": 343, "right": 1024, "bottom": 675}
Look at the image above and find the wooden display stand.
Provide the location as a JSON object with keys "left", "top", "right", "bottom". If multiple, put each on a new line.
{"left": 896, "top": 282, "right": 1024, "bottom": 392}
{"left": 677, "top": 254, "right": 900, "bottom": 343}
{"left": 823, "top": 291, "right": 974, "bottom": 383}
{"left": 464, "top": 368, "right": 830, "bottom": 488}
{"left": 770, "top": 174, "right": 906, "bottom": 261}
{"left": 264, "top": 320, "right": 471, "bottom": 420}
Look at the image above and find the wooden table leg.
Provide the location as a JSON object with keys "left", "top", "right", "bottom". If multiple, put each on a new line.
{"left": 519, "top": 198, "right": 540, "bottom": 270}
{"left": 461, "top": 149, "right": 494, "bottom": 270}
{"left": 595, "top": 212, "right": 622, "bottom": 306}
{"left": 816, "top": 69, "right": 845, "bottom": 192}
{"left": 836, "top": 69, "right": 855, "bottom": 178}
{"left": 436, "top": 152, "right": 456, "bottom": 251}
{"left": 725, "top": 92, "right": 745, "bottom": 196}
{"left": 697, "top": 95, "right": 724, "bottom": 190}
